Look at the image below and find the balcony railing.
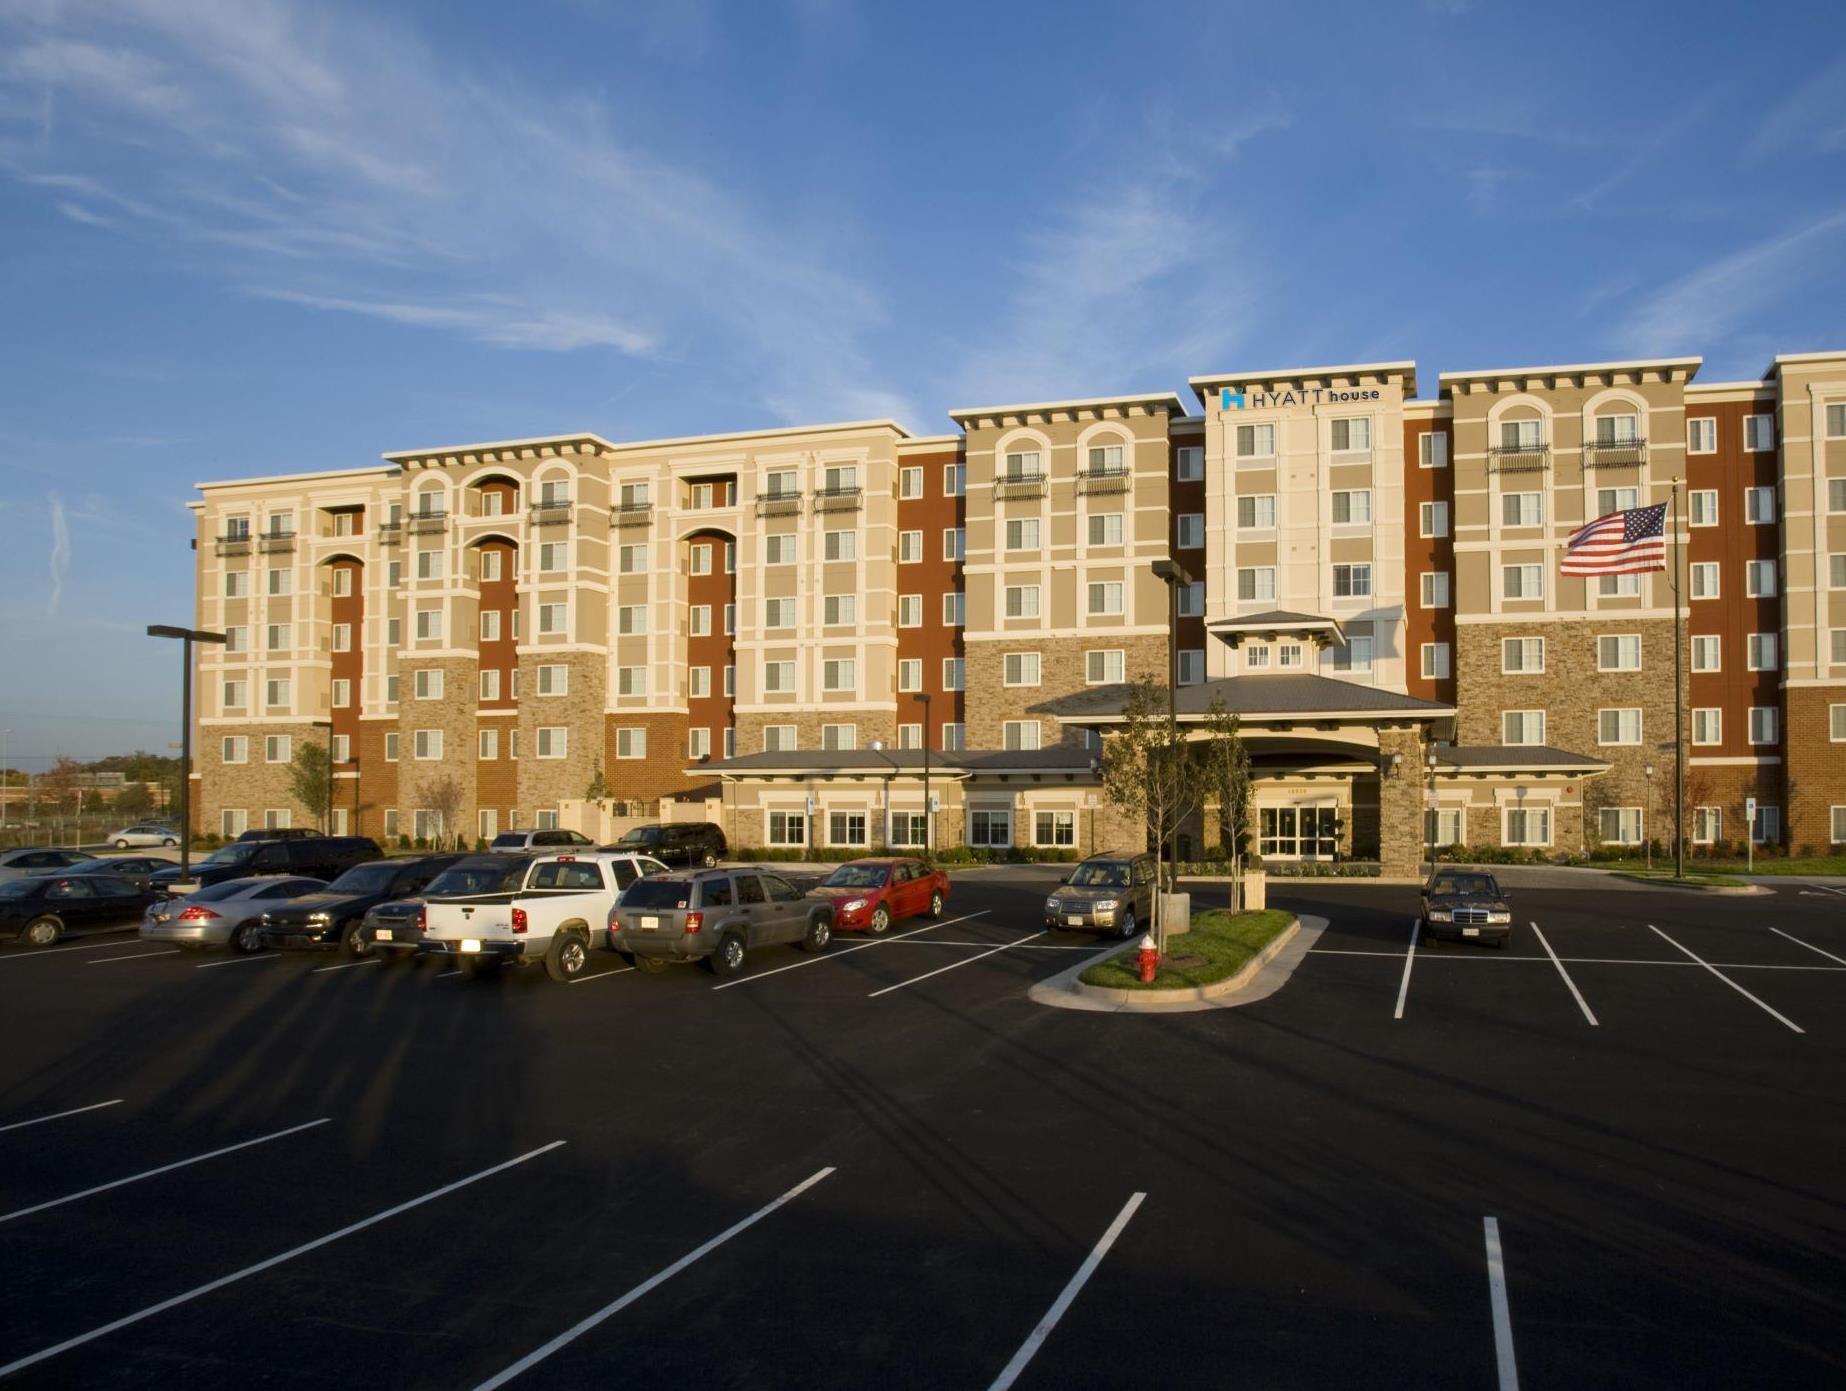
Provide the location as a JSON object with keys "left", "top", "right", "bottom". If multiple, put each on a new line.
{"left": 529, "top": 500, "right": 572, "bottom": 526}
{"left": 214, "top": 534, "right": 251, "bottom": 557}
{"left": 1584, "top": 439, "right": 1647, "bottom": 469}
{"left": 611, "top": 502, "right": 654, "bottom": 528}
{"left": 376, "top": 520, "right": 403, "bottom": 546}
{"left": 257, "top": 530, "right": 297, "bottom": 553}
{"left": 407, "top": 512, "right": 448, "bottom": 534}
{"left": 995, "top": 470, "right": 1048, "bottom": 499}
{"left": 1487, "top": 444, "right": 1550, "bottom": 474}
{"left": 813, "top": 485, "right": 863, "bottom": 512}
{"left": 755, "top": 493, "right": 803, "bottom": 517}
{"left": 1076, "top": 465, "right": 1130, "bottom": 495}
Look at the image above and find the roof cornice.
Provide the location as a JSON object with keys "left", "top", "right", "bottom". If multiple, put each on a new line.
{"left": 948, "top": 391, "right": 1188, "bottom": 428}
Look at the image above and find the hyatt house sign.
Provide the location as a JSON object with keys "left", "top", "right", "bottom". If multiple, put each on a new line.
{"left": 1221, "top": 386, "right": 1383, "bottom": 410}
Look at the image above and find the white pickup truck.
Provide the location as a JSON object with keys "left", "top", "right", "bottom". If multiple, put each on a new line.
{"left": 419, "top": 851, "right": 667, "bottom": 980}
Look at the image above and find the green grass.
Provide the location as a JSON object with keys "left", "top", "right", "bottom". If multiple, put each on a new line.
{"left": 1586, "top": 855, "right": 1846, "bottom": 877}
{"left": 1609, "top": 868, "right": 1750, "bottom": 888}
{"left": 1079, "top": 909, "right": 1295, "bottom": 992}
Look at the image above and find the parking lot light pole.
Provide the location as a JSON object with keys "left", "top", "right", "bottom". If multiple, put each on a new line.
{"left": 1644, "top": 762, "right": 1656, "bottom": 872}
{"left": 915, "top": 691, "right": 932, "bottom": 858}
{"left": 147, "top": 624, "right": 227, "bottom": 880}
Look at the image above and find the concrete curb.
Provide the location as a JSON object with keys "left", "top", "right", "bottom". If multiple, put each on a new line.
{"left": 1609, "top": 873, "right": 1769, "bottom": 896}
{"left": 1027, "top": 915, "right": 1329, "bottom": 1015}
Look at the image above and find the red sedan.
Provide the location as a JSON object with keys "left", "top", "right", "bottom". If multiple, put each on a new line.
{"left": 808, "top": 857, "right": 949, "bottom": 935}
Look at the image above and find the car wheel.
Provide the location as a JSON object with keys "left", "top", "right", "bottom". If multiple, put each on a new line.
{"left": 230, "top": 921, "right": 265, "bottom": 954}
{"left": 798, "top": 915, "right": 831, "bottom": 953}
{"left": 868, "top": 905, "right": 891, "bottom": 936}
{"left": 545, "top": 932, "right": 590, "bottom": 982}
{"left": 634, "top": 955, "right": 669, "bottom": 975}
{"left": 701, "top": 851, "right": 718, "bottom": 868}
{"left": 340, "top": 921, "right": 371, "bottom": 959}
{"left": 1116, "top": 907, "right": 1137, "bottom": 941}
{"left": 705, "top": 932, "right": 746, "bottom": 977}
{"left": 22, "top": 916, "right": 62, "bottom": 948}
{"left": 928, "top": 890, "right": 944, "bottom": 919}
{"left": 163, "top": 838, "right": 178, "bottom": 848}
{"left": 113, "top": 839, "right": 130, "bottom": 849}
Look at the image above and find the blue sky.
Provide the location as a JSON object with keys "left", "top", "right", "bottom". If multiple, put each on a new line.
{"left": 2, "top": 0, "right": 1844, "bottom": 764}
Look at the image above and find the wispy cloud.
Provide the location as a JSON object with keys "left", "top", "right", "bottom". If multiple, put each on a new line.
{"left": 54, "top": 199, "right": 110, "bottom": 226}
{"left": 46, "top": 493, "right": 68, "bottom": 618}
{"left": 1750, "top": 55, "right": 1846, "bottom": 155}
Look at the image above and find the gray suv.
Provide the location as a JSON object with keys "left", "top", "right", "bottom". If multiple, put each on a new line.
{"left": 1043, "top": 851, "right": 1157, "bottom": 939}
{"left": 609, "top": 867, "right": 832, "bottom": 976}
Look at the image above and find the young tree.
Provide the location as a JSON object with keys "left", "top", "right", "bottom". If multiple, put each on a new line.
{"left": 39, "top": 756, "right": 82, "bottom": 823}
{"left": 115, "top": 782, "right": 154, "bottom": 820}
{"left": 1198, "top": 698, "right": 1252, "bottom": 907}
{"left": 1100, "top": 680, "right": 1204, "bottom": 952}
{"left": 419, "top": 774, "right": 465, "bottom": 849}
{"left": 286, "top": 742, "right": 333, "bottom": 832}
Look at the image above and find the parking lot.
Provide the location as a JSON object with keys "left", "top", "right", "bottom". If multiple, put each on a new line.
{"left": 1, "top": 865, "right": 1841, "bottom": 1388}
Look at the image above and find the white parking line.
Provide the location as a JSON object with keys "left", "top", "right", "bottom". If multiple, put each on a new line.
{"left": 1393, "top": 917, "right": 1418, "bottom": 1020}
{"left": 0, "top": 1140, "right": 566, "bottom": 1380}
{"left": 1770, "top": 927, "right": 1846, "bottom": 967}
{"left": 1311, "top": 949, "right": 1845, "bottom": 972}
{"left": 711, "top": 912, "right": 989, "bottom": 991}
{"left": 0, "top": 1099, "right": 123, "bottom": 1135}
{"left": 987, "top": 1191, "right": 1146, "bottom": 1391}
{"left": 309, "top": 957, "right": 383, "bottom": 974}
{"left": 877, "top": 939, "right": 1101, "bottom": 951}
{"left": 1529, "top": 923, "right": 1597, "bottom": 1026}
{"left": 1647, "top": 924, "right": 1804, "bottom": 1034}
{"left": 0, "top": 935, "right": 140, "bottom": 961}
{"left": 868, "top": 932, "right": 1048, "bottom": 998}
{"left": 196, "top": 953, "right": 283, "bottom": 969}
{"left": 1483, "top": 1217, "right": 1519, "bottom": 1391}
{"left": 0, "top": 1118, "right": 331, "bottom": 1225}
{"left": 86, "top": 950, "right": 181, "bottom": 965}
{"left": 437, "top": 969, "right": 463, "bottom": 978}
{"left": 1798, "top": 880, "right": 1846, "bottom": 897}
{"left": 567, "top": 967, "right": 634, "bottom": 986}
{"left": 473, "top": 1166, "right": 835, "bottom": 1390}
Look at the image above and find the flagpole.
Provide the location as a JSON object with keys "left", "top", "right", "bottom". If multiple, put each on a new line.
{"left": 1671, "top": 479, "right": 1685, "bottom": 881}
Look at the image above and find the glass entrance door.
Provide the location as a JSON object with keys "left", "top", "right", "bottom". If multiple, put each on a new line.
{"left": 1259, "top": 802, "right": 1340, "bottom": 860}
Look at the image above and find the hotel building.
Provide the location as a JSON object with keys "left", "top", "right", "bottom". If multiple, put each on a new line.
{"left": 187, "top": 350, "right": 1846, "bottom": 872}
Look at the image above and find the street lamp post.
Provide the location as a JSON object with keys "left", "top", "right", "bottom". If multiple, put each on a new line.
{"left": 914, "top": 691, "right": 933, "bottom": 858}
{"left": 1644, "top": 762, "right": 1656, "bottom": 872}
{"left": 146, "top": 624, "right": 228, "bottom": 880}
{"left": 1426, "top": 749, "right": 1440, "bottom": 881}
{"left": 1149, "top": 559, "right": 1194, "bottom": 953}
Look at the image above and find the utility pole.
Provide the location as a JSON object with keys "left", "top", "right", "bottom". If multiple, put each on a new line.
{"left": 1670, "top": 481, "right": 1686, "bottom": 881}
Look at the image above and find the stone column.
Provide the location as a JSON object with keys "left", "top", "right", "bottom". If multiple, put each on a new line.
{"left": 1376, "top": 723, "right": 1427, "bottom": 878}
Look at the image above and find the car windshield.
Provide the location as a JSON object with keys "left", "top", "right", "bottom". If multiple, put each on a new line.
{"left": 616, "top": 828, "right": 661, "bottom": 846}
{"left": 0, "top": 879, "right": 43, "bottom": 899}
{"left": 200, "top": 843, "right": 258, "bottom": 866}
{"left": 1068, "top": 863, "right": 1128, "bottom": 889}
{"left": 489, "top": 833, "right": 528, "bottom": 848}
{"left": 190, "top": 880, "right": 253, "bottom": 903}
{"left": 622, "top": 879, "right": 693, "bottom": 908}
{"left": 324, "top": 863, "right": 398, "bottom": 894}
{"left": 1433, "top": 874, "right": 1496, "bottom": 897}
{"left": 824, "top": 864, "right": 888, "bottom": 889}
{"left": 63, "top": 859, "right": 114, "bottom": 875}
{"left": 427, "top": 861, "right": 529, "bottom": 895}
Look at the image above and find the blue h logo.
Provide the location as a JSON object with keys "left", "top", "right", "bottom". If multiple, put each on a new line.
{"left": 1220, "top": 388, "right": 1245, "bottom": 410}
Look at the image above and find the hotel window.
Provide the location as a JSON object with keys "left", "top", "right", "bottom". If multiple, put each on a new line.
{"left": 1501, "top": 419, "right": 1542, "bottom": 450}
{"left": 266, "top": 623, "right": 291, "bottom": 652}
{"left": 724, "top": 728, "right": 735, "bottom": 759}
{"left": 944, "top": 464, "right": 966, "bottom": 496}
{"left": 1829, "top": 403, "right": 1846, "bottom": 438}
{"left": 1421, "top": 643, "right": 1451, "bottom": 680}
{"left": 615, "top": 727, "right": 647, "bottom": 759}
{"left": 1237, "top": 567, "right": 1276, "bottom": 602}
{"left": 536, "top": 664, "right": 567, "bottom": 696}
{"left": 968, "top": 809, "right": 1011, "bottom": 847}
{"left": 899, "top": 594, "right": 922, "bottom": 627}
{"left": 325, "top": 734, "right": 350, "bottom": 764}
{"left": 1503, "top": 710, "right": 1546, "bottom": 745}
{"left": 1331, "top": 490, "right": 1372, "bottom": 525}
{"left": 1687, "top": 417, "right": 1716, "bottom": 453}
{"left": 263, "top": 733, "right": 293, "bottom": 764}
{"left": 1832, "top": 554, "right": 1846, "bottom": 589}
{"left": 265, "top": 566, "right": 292, "bottom": 597}
{"left": 1034, "top": 811, "right": 1077, "bottom": 848}
{"left": 1235, "top": 422, "right": 1276, "bottom": 459}
{"left": 1005, "top": 585, "right": 1041, "bottom": 619}
{"left": 384, "top": 733, "right": 398, "bottom": 762}
{"left": 414, "top": 669, "right": 443, "bottom": 700}
{"left": 332, "top": 567, "right": 354, "bottom": 597}
{"left": 536, "top": 727, "right": 567, "bottom": 759}
{"left": 1689, "top": 489, "right": 1718, "bottom": 527}
{"left": 1245, "top": 644, "right": 1270, "bottom": 670}
{"left": 1332, "top": 564, "right": 1372, "bottom": 598}
{"left": 1691, "top": 635, "right": 1721, "bottom": 671}
{"left": 1594, "top": 413, "right": 1640, "bottom": 446}
{"left": 898, "top": 658, "right": 922, "bottom": 692}
{"left": 898, "top": 530, "right": 923, "bottom": 563}
{"left": 1419, "top": 501, "right": 1449, "bottom": 537}
{"left": 689, "top": 544, "right": 712, "bottom": 575}
{"left": 688, "top": 482, "right": 715, "bottom": 510}
{"left": 766, "top": 533, "right": 797, "bottom": 566}
{"left": 942, "top": 658, "right": 965, "bottom": 691}
{"left": 1237, "top": 495, "right": 1276, "bottom": 529}
{"left": 1745, "top": 486, "right": 1775, "bottom": 524}
{"left": 1002, "top": 720, "right": 1042, "bottom": 751}
{"left": 1501, "top": 637, "right": 1544, "bottom": 673}
{"left": 1598, "top": 808, "right": 1644, "bottom": 846}
{"left": 681, "top": 603, "right": 708, "bottom": 637}
{"left": 481, "top": 610, "right": 502, "bottom": 644}
{"left": 1747, "top": 633, "right": 1778, "bottom": 671}
{"left": 617, "top": 665, "right": 648, "bottom": 696}
{"left": 765, "top": 597, "right": 796, "bottom": 628}
{"left": 1331, "top": 623, "right": 1373, "bottom": 673}
{"left": 765, "top": 810, "right": 806, "bottom": 847}
{"left": 895, "top": 725, "right": 923, "bottom": 752}
{"left": 1176, "top": 446, "right": 1204, "bottom": 481}
{"left": 1745, "top": 559, "right": 1777, "bottom": 597}
{"left": 509, "top": 669, "right": 520, "bottom": 700}
{"left": 222, "top": 680, "right": 247, "bottom": 711}
{"left": 1177, "top": 649, "right": 1205, "bottom": 685}
{"left": 480, "top": 669, "right": 500, "bottom": 701}
{"left": 1502, "top": 565, "right": 1543, "bottom": 600}
{"left": 1177, "top": 514, "right": 1205, "bottom": 548}
{"left": 1834, "top": 806, "right": 1846, "bottom": 844}
{"left": 1833, "top": 705, "right": 1846, "bottom": 741}
{"left": 413, "top": 729, "right": 443, "bottom": 760}
{"left": 1426, "top": 808, "right": 1463, "bottom": 847}
{"left": 689, "top": 666, "right": 711, "bottom": 699}
{"left": 535, "top": 542, "right": 567, "bottom": 574}
{"left": 1503, "top": 807, "right": 1551, "bottom": 847}
{"left": 416, "top": 550, "right": 444, "bottom": 581}
{"left": 1177, "top": 582, "right": 1204, "bottom": 618}
{"left": 1006, "top": 518, "right": 1040, "bottom": 551}
{"left": 1087, "top": 581, "right": 1124, "bottom": 615}
{"left": 1088, "top": 444, "right": 1124, "bottom": 475}
{"left": 387, "top": 563, "right": 402, "bottom": 589}
{"left": 330, "top": 622, "right": 351, "bottom": 653}
{"left": 763, "top": 470, "right": 798, "bottom": 501}
{"left": 264, "top": 810, "right": 293, "bottom": 831}
{"left": 222, "top": 736, "right": 248, "bottom": 764}
{"left": 616, "top": 543, "right": 645, "bottom": 575}
{"left": 416, "top": 608, "right": 443, "bottom": 641}
{"left": 1087, "top": 649, "right": 1125, "bottom": 684}
{"left": 533, "top": 809, "right": 559, "bottom": 831}
{"left": 1596, "top": 487, "right": 1639, "bottom": 517}
{"left": 1749, "top": 706, "right": 1779, "bottom": 745}
{"left": 824, "top": 530, "right": 856, "bottom": 562}
{"left": 1597, "top": 635, "right": 1641, "bottom": 672}
{"left": 1743, "top": 414, "right": 1774, "bottom": 452}
{"left": 1835, "top": 630, "right": 1846, "bottom": 663}
{"left": 1419, "top": 432, "right": 1448, "bottom": 469}
{"left": 821, "top": 724, "right": 857, "bottom": 752}
{"left": 1004, "top": 653, "right": 1040, "bottom": 687}
{"left": 224, "top": 570, "right": 248, "bottom": 598}
{"left": 1502, "top": 492, "right": 1543, "bottom": 528}
{"left": 386, "top": 674, "right": 400, "bottom": 704}
{"left": 823, "top": 464, "right": 858, "bottom": 494}
{"left": 1330, "top": 417, "right": 1371, "bottom": 452}
{"left": 940, "top": 722, "right": 966, "bottom": 751}
{"left": 1598, "top": 708, "right": 1642, "bottom": 745}
{"left": 537, "top": 479, "right": 569, "bottom": 508}
{"left": 538, "top": 603, "right": 567, "bottom": 634}
{"left": 898, "top": 465, "right": 923, "bottom": 500}
{"left": 688, "top": 728, "right": 712, "bottom": 759}
{"left": 1690, "top": 562, "right": 1719, "bottom": 599}
{"left": 1003, "top": 450, "right": 1041, "bottom": 480}
{"left": 1751, "top": 805, "right": 1781, "bottom": 844}
{"left": 944, "top": 528, "right": 965, "bottom": 561}
{"left": 265, "top": 678, "right": 291, "bottom": 709}
{"left": 724, "top": 664, "right": 735, "bottom": 696}
{"left": 1277, "top": 644, "right": 1303, "bottom": 668}
{"left": 618, "top": 604, "right": 646, "bottom": 635}
{"left": 478, "top": 490, "right": 505, "bottom": 518}
{"left": 1693, "top": 806, "right": 1722, "bottom": 845}
{"left": 1088, "top": 512, "right": 1125, "bottom": 546}
{"left": 1420, "top": 572, "right": 1450, "bottom": 609}
{"left": 1598, "top": 572, "right": 1641, "bottom": 598}
{"left": 478, "top": 550, "right": 505, "bottom": 582}
{"left": 827, "top": 811, "right": 868, "bottom": 847}
{"left": 1692, "top": 708, "right": 1722, "bottom": 745}
{"left": 479, "top": 729, "right": 499, "bottom": 761}
{"left": 822, "top": 659, "right": 855, "bottom": 692}
{"left": 332, "top": 678, "right": 351, "bottom": 708}
{"left": 223, "top": 515, "right": 251, "bottom": 540}
{"left": 943, "top": 591, "right": 965, "bottom": 626}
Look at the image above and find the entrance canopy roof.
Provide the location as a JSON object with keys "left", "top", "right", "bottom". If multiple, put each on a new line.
{"left": 1205, "top": 610, "right": 1347, "bottom": 650}
{"left": 1041, "top": 673, "right": 1455, "bottom": 726}
{"left": 690, "top": 747, "right": 1100, "bottom": 780}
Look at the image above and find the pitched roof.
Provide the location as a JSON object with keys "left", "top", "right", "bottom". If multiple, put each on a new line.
{"left": 691, "top": 747, "right": 1098, "bottom": 778}
{"left": 1432, "top": 745, "right": 1610, "bottom": 773}
{"left": 1039, "top": 673, "right": 1455, "bottom": 721}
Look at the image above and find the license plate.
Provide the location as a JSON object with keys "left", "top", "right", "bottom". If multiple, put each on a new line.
{"left": 374, "top": 929, "right": 392, "bottom": 942}
{"left": 1463, "top": 927, "right": 1480, "bottom": 937}
{"left": 641, "top": 915, "right": 659, "bottom": 931}
{"left": 1067, "top": 915, "right": 1085, "bottom": 927}
{"left": 461, "top": 939, "right": 481, "bottom": 954}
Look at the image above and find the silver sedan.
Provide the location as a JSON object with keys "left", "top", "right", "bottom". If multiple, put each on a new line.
{"left": 108, "top": 824, "right": 181, "bottom": 849}
{"left": 141, "top": 875, "right": 327, "bottom": 952}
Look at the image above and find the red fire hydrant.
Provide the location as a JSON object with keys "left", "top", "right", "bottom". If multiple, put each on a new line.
{"left": 1136, "top": 933, "right": 1159, "bottom": 984}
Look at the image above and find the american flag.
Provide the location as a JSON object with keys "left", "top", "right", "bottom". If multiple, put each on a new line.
{"left": 1561, "top": 501, "right": 1668, "bottom": 576}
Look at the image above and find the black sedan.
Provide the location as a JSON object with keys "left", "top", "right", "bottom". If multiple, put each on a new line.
{"left": 43, "top": 856, "right": 175, "bottom": 892}
{"left": 0, "top": 873, "right": 158, "bottom": 947}
{"left": 1418, "top": 869, "right": 1515, "bottom": 949}
{"left": 255, "top": 854, "right": 463, "bottom": 957}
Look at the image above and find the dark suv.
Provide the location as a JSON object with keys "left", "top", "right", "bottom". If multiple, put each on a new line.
{"left": 1043, "top": 851, "right": 1157, "bottom": 939}
{"left": 609, "top": 867, "right": 830, "bottom": 975}
{"left": 149, "top": 836, "right": 384, "bottom": 894}
{"left": 605, "top": 822, "right": 727, "bottom": 868}
{"left": 234, "top": 828, "right": 319, "bottom": 843}
{"left": 255, "top": 854, "right": 465, "bottom": 956}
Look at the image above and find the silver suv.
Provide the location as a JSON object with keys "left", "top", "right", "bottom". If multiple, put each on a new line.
{"left": 609, "top": 867, "right": 832, "bottom": 977}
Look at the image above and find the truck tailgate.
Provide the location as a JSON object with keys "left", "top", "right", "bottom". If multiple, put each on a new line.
{"left": 425, "top": 900, "right": 516, "bottom": 940}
